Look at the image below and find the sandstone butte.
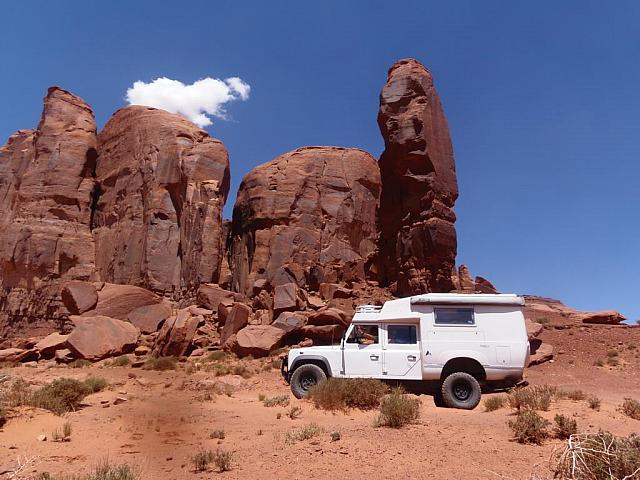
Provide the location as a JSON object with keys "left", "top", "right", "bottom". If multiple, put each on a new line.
{"left": 0, "top": 60, "right": 626, "bottom": 361}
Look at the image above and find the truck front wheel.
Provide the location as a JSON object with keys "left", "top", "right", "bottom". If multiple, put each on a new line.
{"left": 290, "top": 364, "right": 327, "bottom": 399}
{"left": 441, "top": 372, "right": 481, "bottom": 409}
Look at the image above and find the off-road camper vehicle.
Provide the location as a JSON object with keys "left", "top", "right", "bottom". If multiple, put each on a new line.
{"left": 282, "top": 293, "right": 529, "bottom": 409}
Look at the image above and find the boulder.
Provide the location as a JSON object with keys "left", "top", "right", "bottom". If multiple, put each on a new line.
{"left": 85, "top": 284, "right": 161, "bottom": 320}
{"left": 307, "top": 307, "right": 349, "bottom": 326}
{"left": 528, "top": 341, "right": 554, "bottom": 366}
{"left": 93, "top": 106, "right": 230, "bottom": 293}
{"left": 228, "top": 146, "right": 381, "bottom": 295}
{"left": 67, "top": 316, "right": 140, "bottom": 361}
{"left": 61, "top": 281, "right": 98, "bottom": 314}
{"left": 319, "top": 283, "right": 352, "bottom": 301}
{"left": 273, "top": 282, "right": 300, "bottom": 316}
{"left": 377, "top": 59, "right": 458, "bottom": 295}
{"left": 197, "top": 284, "right": 237, "bottom": 310}
{"left": 127, "top": 301, "right": 173, "bottom": 334}
{"left": 299, "top": 324, "right": 345, "bottom": 342}
{"left": 35, "top": 332, "right": 69, "bottom": 358}
{"left": 0, "top": 348, "right": 35, "bottom": 362}
{"left": 221, "top": 303, "right": 251, "bottom": 344}
{"left": 272, "top": 311, "right": 307, "bottom": 333}
{"left": 581, "top": 310, "right": 626, "bottom": 325}
{"left": 307, "top": 295, "right": 326, "bottom": 310}
{"left": 152, "top": 309, "right": 201, "bottom": 357}
{"left": 227, "top": 325, "right": 288, "bottom": 357}
{"left": 525, "top": 319, "right": 544, "bottom": 341}
{"left": 54, "top": 349, "right": 74, "bottom": 363}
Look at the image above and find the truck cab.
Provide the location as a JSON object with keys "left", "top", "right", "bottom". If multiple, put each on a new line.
{"left": 282, "top": 293, "right": 528, "bottom": 409}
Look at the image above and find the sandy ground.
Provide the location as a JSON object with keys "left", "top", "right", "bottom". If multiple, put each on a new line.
{"left": 1, "top": 323, "right": 639, "bottom": 480}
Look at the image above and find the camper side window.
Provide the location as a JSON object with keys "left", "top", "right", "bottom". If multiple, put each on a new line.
{"left": 434, "top": 308, "right": 475, "bottom": 325}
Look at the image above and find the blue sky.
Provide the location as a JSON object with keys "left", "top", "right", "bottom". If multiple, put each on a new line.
{"left": 2, "top": 1, "right": 638, "bottom": 320}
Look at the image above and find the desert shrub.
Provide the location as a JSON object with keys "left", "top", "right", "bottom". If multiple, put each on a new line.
{"left": 209, "top": 429, "right": 225, "bottom": 439}
{"left": 553, "top": 414, "right": 578, "bottom": 439}
{"left": 2, "top": 377, "right": 32, "bottom": 407}
{"left": 565, "top": 389, "right": 586, "bottom": 401}
{"left": 212, "top": 448, "right": 233, "bottom": 472}
{"left": 507, "top": 385, "right": 557, "bottom": 411}
{"left": 554, "top": 432, "right": 640, "bottom": 480}
{"left": 285, "top": 422, "right": 322, "bottom": 443}
{"left": 375, "top": 387, "right": 420, "bottom": 428}
{"left": 205, "top": 351, "right": 228, "bottom": 362}
{"left": 30, "top": 378, "right": 90, "bottom": 414}
{"left": 68, "top": 359, "right": 91, "bottom": 369}
{"left": 0, "top": 361, "right": 19, "bottom": 369}
{"left": 63, "top": 421, "right": 72, "bottom": 438}
{"left": 0, "top": 406, "right": 6, "bottom": 427}
{"left": 307, "top": 378, "right": 389, "bottom": 411}
{"left": 258, "top": 393, "right": 266, "bottom": 401}
{"left": 231, "top": 363, "right": 253, "bottom": 378}
{"left": 587, "top": 395, "right": 601, "bottom": 411}
{"left": 508, "top": 410, "right": 550, "bottom": 444}
{"left": 83, "top": 376, "right": 108, "bottom": 393}
{"left": 143, "top": 356, "right": 177, "bottom": 371}
{"left": 287, "top": 405, "right": 302, "bottom": 419}
{"left": 620, "top": 398, "right": 640, "bottom": 420}
{"left": 330, "top": 431, "right": 341, "bottom": 442}
{"left": 204, "top": 362, "right": 232, "bottom": 376}
{"left": 263, "top": 395, "right": 289, "bottom": 407}
{"left": 593, "top": 358, "right": 605, "bottom": 367}
{"left": 37, "top": 461, "right": 139, "bottom": 480}
{"left": 607, "top": 349, "right": 619, "bottom": 358}
{"left": 193, "top": 449, "right": 214, "bottom": 472}
{"left": 108, "top": 356, "right": 130, "bottom": 367}
{"left": 484, "top": 396, "right": 506, "bottom": 412}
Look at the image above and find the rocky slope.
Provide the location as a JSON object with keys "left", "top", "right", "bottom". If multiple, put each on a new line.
{"left": 0, "top": 59, "right": 627, "bottom": 362}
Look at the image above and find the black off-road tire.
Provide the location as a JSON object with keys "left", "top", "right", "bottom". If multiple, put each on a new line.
{"left": 441, "top": 372, "right": 481, "bottom": 410}
{"left": 290, "top": 363, "right": 327, "bottom": 399}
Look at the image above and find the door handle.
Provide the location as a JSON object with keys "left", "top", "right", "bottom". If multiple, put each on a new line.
{"left": 370, "top": 354, "right": 379, "bottom": 361}
{"left": 407, "top": 355, "right": 417, "bottom": 361}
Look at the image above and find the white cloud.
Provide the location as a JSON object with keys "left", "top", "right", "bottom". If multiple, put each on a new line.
{"left": 125, "top": 76, "right": 251, "bottom": 127}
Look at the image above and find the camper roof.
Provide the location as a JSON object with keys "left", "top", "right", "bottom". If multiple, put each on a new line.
{"left": 410, "top": 293, "right": 524, "bottom": 306}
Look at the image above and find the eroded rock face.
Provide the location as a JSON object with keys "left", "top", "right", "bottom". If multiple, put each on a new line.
{"left": 377, "top": 59, "right": 458, "bottom": 295}
{"left": 0, "top": 87, "right": 98, "bottom": 333}
{"left": 93, "top": 106, "right": 230, "bottom": 294}
{"left": 229, "top": 147, "right": 381, "bottom": 295}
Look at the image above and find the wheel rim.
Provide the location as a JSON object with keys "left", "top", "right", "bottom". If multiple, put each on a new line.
{"left": 300, "top": 374, "right": 317, "bottom": 391}
{"left": 452, "top": 380, "right": 471, "bottom": 401}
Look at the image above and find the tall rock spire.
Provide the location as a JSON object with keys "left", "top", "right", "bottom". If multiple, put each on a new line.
{"left": 377, "top": 59, "right": 459, "bottom": 294}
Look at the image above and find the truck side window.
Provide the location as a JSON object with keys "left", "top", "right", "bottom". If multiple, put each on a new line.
{"left": 434, "top": 308, "right": 475, "bottom": 325}
{"left": 346, "top": 325, "right": 379, "bottom": 345}
{"left": 387, "top": 325, "right": 417, "bottom": 344}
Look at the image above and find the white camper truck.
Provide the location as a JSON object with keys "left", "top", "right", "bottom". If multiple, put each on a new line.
{"left": 281, "top": 293, "right": 529, "bottom": 409}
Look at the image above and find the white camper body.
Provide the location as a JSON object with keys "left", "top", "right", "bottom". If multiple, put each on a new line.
{"left": 283, "top": 293, "right": 529, "bottom": 409}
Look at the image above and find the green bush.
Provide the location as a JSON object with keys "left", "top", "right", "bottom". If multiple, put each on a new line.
{"left": 375, "top": 387, "right": 420, "bottom": 428}
{"left": 483, "top": 396, "right": 506, "bottom": 412}
{"left": 143, "top": 356, "right": 177, "bottom": 371}
{"left": 307, "top": 378, "right": 389, "bottom": 411}
{"left": 553, "top": 414, "right": 578, "bottom": 439}
{"left": 30, "top": 378, "right": 90, "bottom": 415}
{"left": 508, "top": 410, "right": 550, "bottom": 444}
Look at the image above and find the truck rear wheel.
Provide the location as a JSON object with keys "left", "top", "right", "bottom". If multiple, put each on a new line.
{"left": 290, "top": 363, "right": 326, "bottom": 399}
{"left": 441, "top": 372, "right": 481, "bottom": 409}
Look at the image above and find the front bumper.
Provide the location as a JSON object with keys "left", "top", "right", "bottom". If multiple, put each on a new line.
{"left": 280, "top": 355, "right": 289, "bottom": 383}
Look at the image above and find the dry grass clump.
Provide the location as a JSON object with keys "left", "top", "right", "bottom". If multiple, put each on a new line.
{"left": 483, "top": 395, "right": 506, "bottom": 412}
{"left": 553, "top": 414, "right": 578, "bottom": 439}
{"left": 507, "top": 385, "right": 558, "bottom": 411}
{"left": 508, "top": 409, "right": 550, "bottom": 444}
{"left": 307, "top": 378, "right": 389, "bottom": 411}
{"left": 564, "top": 389, "right": 586, "bottom": 401}
{"left": 192, "top": 449, "right": 214, "bottom": 472}
{"left": 68, "top": 359, "right": 91, "bottom": 369}
{"left": 36, "top": 460, "right": 139, "bottom": 479}
{"left": 143, "top": 356, "right": 177, "bottom": 371}
{"left": 0, "top": 406, "right": 6, "bottom": 427}
{"left": 52, "top": 421, "right": 72, "bottom": 442}
{"left": 107, "top": 356, "right": 130, "bottom": 368}
{"left": 554, "top": 432, "right": 640, "bottom": 480}
{"left": 375, "top": 387, "right": 420, "bottom": 428}
{"left": 287, "top": 405, "right": 302, "bottom": 419}
{"left": 285, "top": 422, "right": 322, "bottom": 443}
{"left": 619, "top": 398, "right": 640, "bottom": 420}
{"left": 209, "top": 429, "right": 225, "bottom": 439}
{"left": 212, "top": 448, "right": 233, "bottom": 472}
{"left": 262, "top": 395, "right": 290, "bottom": 407}
{"left": 587, "top": 395, "right": 601, "bottom": 411}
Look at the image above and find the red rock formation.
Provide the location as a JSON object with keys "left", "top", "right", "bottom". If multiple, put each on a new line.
{"left": 377, "top": 59, "right": 458, "bottom": 295}
{"left": 0, "top": 87, "right": 98, "bottom": 334}
{"left": 93, "top": 106, "right": 230, "bottom": 294}
{"left": 229, "top": 147, "right": 381, "bottom": 296}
